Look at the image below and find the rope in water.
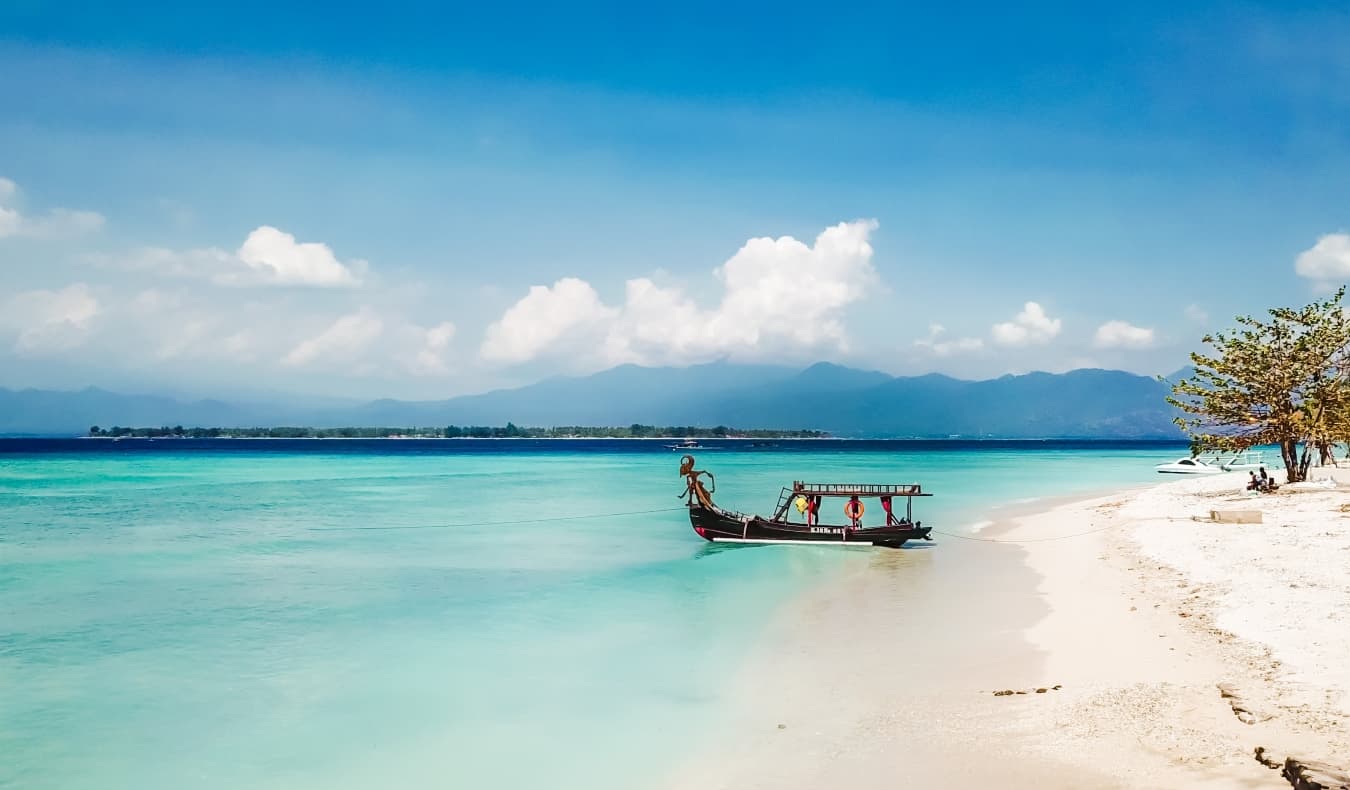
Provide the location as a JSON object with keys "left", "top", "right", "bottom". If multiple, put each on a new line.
{"left": 928, "top": 523, "right": 1117, "bottom": 544}
{"left": 312, "top": 507, "right": 1118, "bottom": 542}
{"left": 308, "top": 506, "right": 687, "bottom": 531}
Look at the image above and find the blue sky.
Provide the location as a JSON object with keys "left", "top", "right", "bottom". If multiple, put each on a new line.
{"left": 3, "top": 1, "right": 1350, "bottom": 399}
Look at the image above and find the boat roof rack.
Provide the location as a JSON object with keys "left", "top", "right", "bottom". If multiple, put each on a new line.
{"left": 790, "top": 482, "right": 930, "bottom": 497}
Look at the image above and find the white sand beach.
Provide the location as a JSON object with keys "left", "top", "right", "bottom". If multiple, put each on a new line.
{"left": 667, "top": 471, "right": 1350, "bottom": 789}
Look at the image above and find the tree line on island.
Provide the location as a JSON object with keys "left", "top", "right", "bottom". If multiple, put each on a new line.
{"left": 1170, "top": 286, "right": 1350, "bottom": 483}
{"left": 86, "top": 424, "right": 828, "bottom": 440}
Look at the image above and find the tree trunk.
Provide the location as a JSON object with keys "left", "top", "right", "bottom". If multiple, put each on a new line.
{"left": 1281, "top": 439, "right": 1302, "bottom": 483}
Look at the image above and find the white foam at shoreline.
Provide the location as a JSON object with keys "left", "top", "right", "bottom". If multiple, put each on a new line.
{"left": 989, "top": 496, "right": 1042, "bottom": 508}
{"left": 967, "top": 519, "right": 994, "bottom": 533}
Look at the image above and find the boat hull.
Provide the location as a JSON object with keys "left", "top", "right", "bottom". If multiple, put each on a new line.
{"left": 688, "top": 501, "right": 931, "bottom": 548}
{"left": 1155, "top": 467, "right": 1224, "bottom": 475}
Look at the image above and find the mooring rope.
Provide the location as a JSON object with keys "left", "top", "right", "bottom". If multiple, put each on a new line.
{"left": 928, "top": 523, "right": 1117, "bottom": 544}
{"left": 307, "top": 506, "right": 687, "bottom": 532}
{"left": 310, "top": 507, "right": 1119, "bottom": 543}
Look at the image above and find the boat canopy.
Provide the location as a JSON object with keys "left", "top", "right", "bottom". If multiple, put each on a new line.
{"left": 790, "top": 482, "right": 931, "bottom": 497}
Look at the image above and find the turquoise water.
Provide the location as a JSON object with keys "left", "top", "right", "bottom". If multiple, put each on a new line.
{"left": 0, "top": 442, "right": 1177, "bottom": 789}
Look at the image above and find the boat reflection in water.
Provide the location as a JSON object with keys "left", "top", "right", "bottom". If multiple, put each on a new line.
{"left": 678, "top": 455, "right": 934, "bottom": 548}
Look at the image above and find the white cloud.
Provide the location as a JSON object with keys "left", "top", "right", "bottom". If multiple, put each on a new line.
{"left": 233, "top": 226, "right": 364, "bottom": 286}
{"left": 481, "top": 277, "right": 615, "bottom": 364}
{"left": 701, "top": 219, "right": 878, "bottom": 350}
{"left": 0, "top": 207, "right": 19, "bottom": 237}
{"left": 221, "top": 331, "right": 254, "bottom": 361}
{"left": 0, "top": 177, "right": 105, "bottom": 240}
{"left": 3, "top": 283, "right": 100, "bottom": 353}
{"left": 105, "top": 225, "right": 365, "bottom": 287}
{"left": 278, "top": 312, "right": 456, "bottom": 377}
{"left": 22, "top": 209, "right": 106, "bottom": 239}
{"left": 1184, "top": 303, "right": 1208, "bottom": 324}
{"left": 408, "top": 321, "right": 458, "bottom": 375}
{"left": 480, "top": 220, "right": 880, "bottom": 369}
{"left": 0, "top": 273, "right": 458, "bottom": 389}
{"left": 115, "top": 289, "right": 275, "bottom": 365}
{"left": 110, "top": 246, "right": 235, "bottom": 278}
{"left": 1093, "top": 320, "right": 1156, "bottom": 349}
{"left": 991, "top": 301, "right": 1061, "bottom": 346}
{"left": 283, "top": 308, "right": 385, "bottom": 367}
{"left": 130, "top": 288, "right": 182, "bottom": 313}
{"left": 153, "top": 319, "right": 214, "bottom": 361}
{"left": 1296, "top": 233, "right": 1350, "bottom": 287}
{"left": 285, "top": 309, "right": 456, "bottom": 376}
{"left": 149, "top": 291, "right": 456, "bottom": 375}
{"left": 914, "top": 323, "right": 984, "bottom": 356}
{"left": 0, "top": 178, "right": 21, "bottom": 237}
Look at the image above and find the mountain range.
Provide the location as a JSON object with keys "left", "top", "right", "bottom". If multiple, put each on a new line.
{"left": 0, "top": 363, "right": 1185, "bottom": 438}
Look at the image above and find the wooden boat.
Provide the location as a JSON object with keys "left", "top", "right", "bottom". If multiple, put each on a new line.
{"left": 679, "top": 455, "right": 933, "bottom": 548}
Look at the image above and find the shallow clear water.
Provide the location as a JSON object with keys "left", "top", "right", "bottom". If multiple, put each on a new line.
{"left": 0, "top": 441, "right": 1180, "bottom": 789}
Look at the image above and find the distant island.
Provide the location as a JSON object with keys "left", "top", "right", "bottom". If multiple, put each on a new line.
{"left": 85, "top": 424, "right": 829, "bottom": 440}
{"left": 4, "top": 364, "right": 1186, "bottom": 438}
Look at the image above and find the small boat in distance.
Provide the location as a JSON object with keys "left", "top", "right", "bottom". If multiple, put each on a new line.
{"left": 667, "top": 439, "right": 704, "bottom": 451}
{"left": 1154, "top": 457, "right": 1225, "bottom": 475}
{"left": 678, "top": 455, "right": 933, "bottom": 548}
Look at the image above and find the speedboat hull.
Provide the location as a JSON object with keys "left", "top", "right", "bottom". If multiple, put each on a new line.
{"left": 1155, "top": 457, "right": 1225, "bottom": 475}
{"left": 1155, "top": 467, "right": 1224, "bottom": 475}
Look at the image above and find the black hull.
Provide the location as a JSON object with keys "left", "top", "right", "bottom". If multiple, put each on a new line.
{"left": 689, "top": 502, "right": 931, "bottom": 548}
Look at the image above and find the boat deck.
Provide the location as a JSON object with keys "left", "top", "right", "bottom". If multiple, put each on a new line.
{"left": 791, "top": 482, "right": 930, "bottom": 497}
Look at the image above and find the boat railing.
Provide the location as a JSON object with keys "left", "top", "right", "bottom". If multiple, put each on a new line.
{"left": 790, "top": 482, "right": 929, "bottom": 497}
{"left": 707, "top": 502, "right": 752, "bottom": 521}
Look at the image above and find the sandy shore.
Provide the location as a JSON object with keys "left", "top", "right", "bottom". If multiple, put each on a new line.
{"left": 665, "top": 472, "right": 1350, "bottom": 789}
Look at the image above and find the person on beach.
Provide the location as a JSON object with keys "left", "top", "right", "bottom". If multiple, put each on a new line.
{"left": 1252, "top": 466, "right": 1280, "bottom": 492}
{"left": 1247, "top": 472, "right": 1260, "bottom": 491}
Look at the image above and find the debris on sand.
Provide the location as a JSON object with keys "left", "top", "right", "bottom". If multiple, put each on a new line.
{"left": 992, "top": 685, "right": 1062, "bottom": 697}
{"left": 1217, "top": 682, "right": 1260, "bottom": 725}
{"left": 1254, "top": 748, "right": 1350, "bottom": 790}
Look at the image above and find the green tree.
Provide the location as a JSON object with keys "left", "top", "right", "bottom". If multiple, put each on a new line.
{"left": 1169, "top": 287, "right": 1350, "bottom": 482}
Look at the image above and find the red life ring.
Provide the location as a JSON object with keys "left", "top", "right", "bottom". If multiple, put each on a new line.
{"left": 843, "top": 499, "right": 865, "bottom": 521}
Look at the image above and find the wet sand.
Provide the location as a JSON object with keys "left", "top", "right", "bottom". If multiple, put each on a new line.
{"left": 663, "top": 479, "right": 1339, "bottom": 789}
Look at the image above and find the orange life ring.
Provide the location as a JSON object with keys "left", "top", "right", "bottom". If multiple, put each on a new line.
{"left": 843, "top": 499, "right": 864, "bottom": 521}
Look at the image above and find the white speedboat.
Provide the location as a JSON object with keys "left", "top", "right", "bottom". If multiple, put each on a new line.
{"left": 1155, "top": 457, "right": 1225, "bottom": 475}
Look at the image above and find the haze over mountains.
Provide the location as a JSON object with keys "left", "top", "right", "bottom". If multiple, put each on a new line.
{"left": 0, "top": 363, "right": 1185, "bottom": 438}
